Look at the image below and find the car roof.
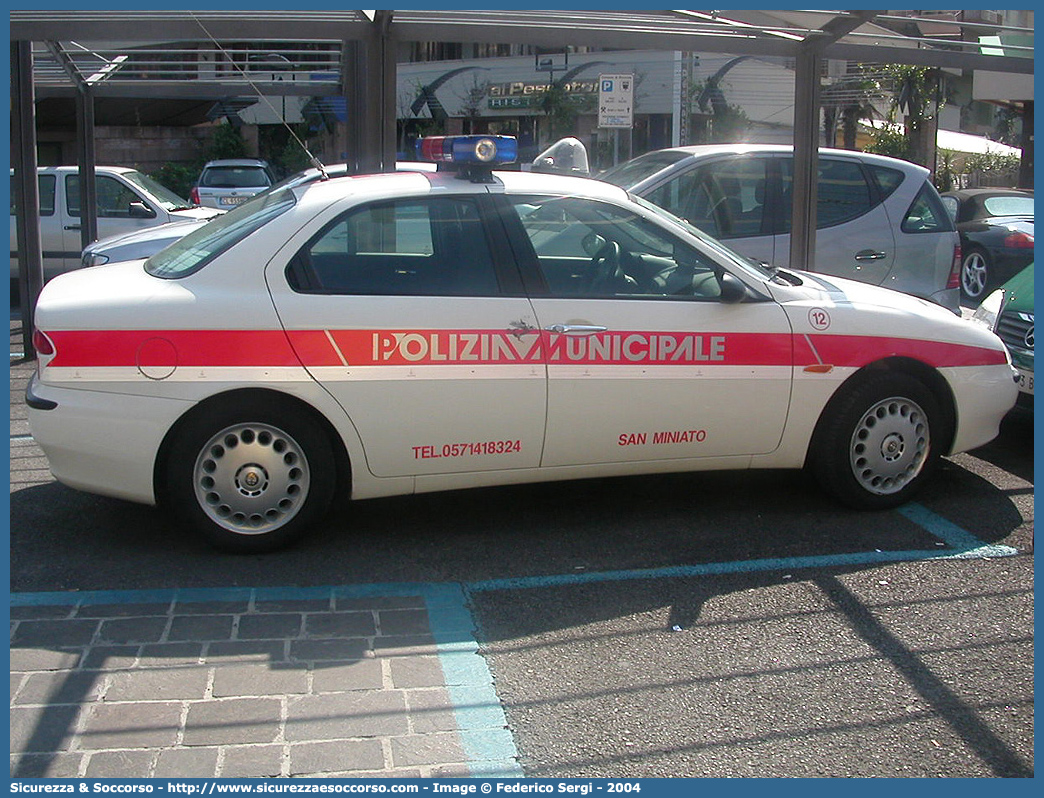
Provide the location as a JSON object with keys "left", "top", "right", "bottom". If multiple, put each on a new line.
{"left": 665, "top": 143, "right": 928, "bottom": 171}
{"left": 609, "top": 144, "right": 931, "bottom": 173}
{"left": 202, "top": 158, "right": 270, "bottom": 168}
{"left": 23, "top": 165, "right": 138, "bottom": 174}
{"left": 290, "top": 168, "right": 632, "bottom": 208}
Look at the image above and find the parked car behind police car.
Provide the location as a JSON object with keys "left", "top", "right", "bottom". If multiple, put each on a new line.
{"left": 598, "top": 144, "right": 962, "bottom": 313}
{"left": 940, "top": 188, "right": 1034, "bottom": 304}
{"left": 10, "top": 166, "right": 221, "bottom": 282}
{"left": 191, "top": 158, "right": 276, "bottom": 208}
{"left": 27, "top": 136, "right": 1017, "bottom": 552}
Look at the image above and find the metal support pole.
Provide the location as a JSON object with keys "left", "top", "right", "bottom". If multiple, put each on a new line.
{"left": 789, "top": 46, "right": 821, "bottom": 273}
{"left": 345, "top": 12, "right": 396, "bottom": 174}
{"left": 75, "top": 87, "right": 98, "bottom": 250}
{"left": 1018, "top": 100, "right": 1033, "bottom": 190}
{"left": 341, "top": 39, "right": 361, "bottom": 171}
{"left": 11, "top": 40, "right": 43, "bottom": 358}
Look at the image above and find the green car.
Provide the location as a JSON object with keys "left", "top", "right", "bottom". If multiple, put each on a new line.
{"left": 973, "top": 264, "right": 1034, "bottom": 409}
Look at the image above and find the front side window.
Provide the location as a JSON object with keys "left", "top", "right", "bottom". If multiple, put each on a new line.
{"left": 66, "top": 174, "right": 154, "bottom": 219}
{"left": 646, "top": 157, "right": 768, "bottom": 240}
{"left": 288, "top": 197, "right": 500, "bottom": 297}
{"left": 511, "top": 195, "right": 724, "bottom": 300}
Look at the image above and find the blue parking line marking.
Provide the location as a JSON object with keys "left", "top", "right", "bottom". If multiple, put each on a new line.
{"left": 897, "top": 503, "right": 1021, "bottom": 559}
{"left": 465, "top": 502, "right": 1017, "bottom": 594}
{"left": 8, "top": 502, "right": 1016, "bottom": 778}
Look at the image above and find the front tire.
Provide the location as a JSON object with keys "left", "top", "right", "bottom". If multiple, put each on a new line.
{"left": 960, "top": 247, "right": 991, "bottom": 303}
{"left": 166, "top": 398, "right": 336, "bottom": 553}
{"left": 811, "top": 374, "right": 942, "bottom": 510}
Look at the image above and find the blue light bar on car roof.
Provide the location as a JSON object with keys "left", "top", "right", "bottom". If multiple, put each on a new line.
{"left": 416, "top": 135, "right": 518, "bottom": 165}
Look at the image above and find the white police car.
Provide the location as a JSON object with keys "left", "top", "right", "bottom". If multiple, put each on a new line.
{"left": 27, "top": 136, "right": 1018, "bottom": 552}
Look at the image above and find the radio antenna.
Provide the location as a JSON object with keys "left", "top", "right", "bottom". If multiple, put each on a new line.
{"left": 190, "top": 13, "right": 327, "bottom": 178}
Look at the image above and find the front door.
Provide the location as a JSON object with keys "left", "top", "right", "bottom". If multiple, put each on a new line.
{"left": 501, "top": 193, "right": 794, "bottom": 468}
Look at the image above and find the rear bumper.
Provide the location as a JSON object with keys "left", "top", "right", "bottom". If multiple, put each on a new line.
{"left": 27, "top": 374, "right": 192, "bottom": 505}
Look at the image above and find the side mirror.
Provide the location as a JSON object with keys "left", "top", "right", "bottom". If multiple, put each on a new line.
{"left": 719, "top": 272, "right": 749, "bottom": 304}
{"left": 128, "top": 201, "right": 156, "bottom": 219}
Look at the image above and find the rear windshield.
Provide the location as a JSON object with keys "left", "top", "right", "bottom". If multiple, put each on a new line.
{"left": 200, "top": 166, "right": 272, "bottom": 189}
{"left": 599, "top": 151, "right": 691, "bottom": 188}
{"left": 982, "top": 195, "right": 1034, "bottom": 217}
{"left": 145, "top": 188, "right": 295, "bottom": 278}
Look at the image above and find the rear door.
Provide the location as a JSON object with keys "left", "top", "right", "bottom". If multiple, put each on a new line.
{"left": 10, "top": 170, "right": 63, "bottom": 280}
{"left": 268, "top": 192, "right": 547, "bottom": 478}
{"left": 777, "top": 155, "right": 896, "bottom": 283}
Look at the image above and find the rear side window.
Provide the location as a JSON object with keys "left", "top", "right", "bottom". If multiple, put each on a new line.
{"left": 288, "top": 197, "right": 501, "bottom": 297}
{"left": 9, "top": 174, "right": 55, "bottom": 216}
{"left": 782, "top": 158, "right": 874, "bottom": 229}
{"left": 901, "top": 182, "right": 955, "bottom": 234}
{"left": 868, "top": 165, "right": 905, "bottom": 201}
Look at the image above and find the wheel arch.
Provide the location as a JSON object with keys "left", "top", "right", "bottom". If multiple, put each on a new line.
{"left": 805, "top": 356, "right": 957, "bottom": 469}
{"left": 153, "top": 387, "right": 352, "bottom": 508}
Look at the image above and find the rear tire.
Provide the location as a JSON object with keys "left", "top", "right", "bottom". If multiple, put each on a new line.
{"left": 811, "top": 373, "right": 942, "bottom": 510}
{"left": 166, "top": 397, "right": 336, "bottom": 553}
{"left": 960, "top": 247, "right": 991, "bottom": 303}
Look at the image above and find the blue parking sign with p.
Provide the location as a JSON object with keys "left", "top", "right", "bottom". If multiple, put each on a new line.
{"left": 602, "top": 79, "right": 614, "bottom": 92}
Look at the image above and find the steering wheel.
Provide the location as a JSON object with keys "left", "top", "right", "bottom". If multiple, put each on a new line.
{"left": 589, "top": 240, "right": 624, "bottom": 291}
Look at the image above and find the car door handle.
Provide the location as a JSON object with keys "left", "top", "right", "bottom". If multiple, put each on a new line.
{"left": 545, "top": 324, "right": 608, "bottom": 335}
{"left": 854, "top": 249, "right": 887, "bottom": 261}
{"left": 64, "top": 225, "right": 81, "bottom": 231}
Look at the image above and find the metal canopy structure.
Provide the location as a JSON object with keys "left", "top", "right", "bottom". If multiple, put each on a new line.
{"left": 10, "top": 9, "right": 1035, "bottom": 353}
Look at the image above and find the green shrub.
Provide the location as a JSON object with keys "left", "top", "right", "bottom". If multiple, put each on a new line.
{"left": 150, "top": 162, "right": 201, "bottom": 201}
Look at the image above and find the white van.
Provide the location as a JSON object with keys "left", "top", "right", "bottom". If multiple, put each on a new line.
{"left": 10, "top": 166, "right": 222, "bottom": 282}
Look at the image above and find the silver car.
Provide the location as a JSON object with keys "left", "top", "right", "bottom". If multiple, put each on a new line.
{"left": 191, "top": 158, "right": 275, "bottom": 208}
{"left": 80, "top": 219, "right": 208, "bottom": 268}
{"left": 599, "top": 144, "right": 961, "bottom": 312}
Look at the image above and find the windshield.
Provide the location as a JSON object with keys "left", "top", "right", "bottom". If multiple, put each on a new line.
{"left": 630, "top": 193, "right": 774, "bottom": 281}
{"left": 599, "top": 151, "right": 690, "bottom": 188}
{"left": 145, "top": 188, "right": 296, "bottom": 278}
{"left": 122, "top": 170, "right": 194, "bottom": 212}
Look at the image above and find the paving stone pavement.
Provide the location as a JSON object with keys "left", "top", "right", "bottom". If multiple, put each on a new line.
{"left": 10, "top": 585, "right": 522, "bottom": 779}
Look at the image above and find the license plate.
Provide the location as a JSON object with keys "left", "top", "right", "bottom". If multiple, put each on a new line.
{"left": 1016, "top": 368, "right": 1034, "bottom": 395}
{"left": 220, "top": 196, "right": 249, "bottom": 206}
